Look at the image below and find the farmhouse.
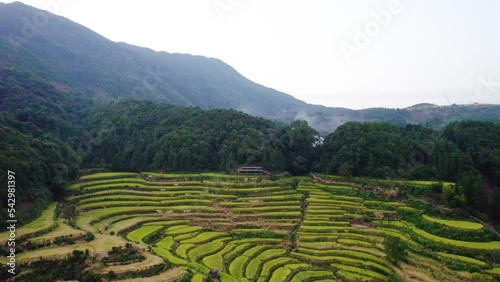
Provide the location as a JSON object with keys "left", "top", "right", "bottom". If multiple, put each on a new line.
{"left": 237, "top": 166, "right": 271, "bottom": 175}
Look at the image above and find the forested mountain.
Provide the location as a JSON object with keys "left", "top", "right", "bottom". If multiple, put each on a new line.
{"left": 443, "top": 121, "right": 500, "bottom": 188}
{"left": 0, "top": 62, "right": 319, "bottom": 224}
{"left": 317, "top": 123, "right": 469, "bottom": 181}
{"left": 83, "top": 101, "right": 289, "bottom": 173}
{"left": 0, "top": 67, "right": 86, "bottom": 222}
{"left": 1, "top": 70, "right": 499, "bottom": 225}
{"left": 1, "top": 2, "right": 499, "bottom": 131}
{"left": 0, "top": 1, "right": 306, "bottom": 121}
{"left": 316, "top": 121, "right": 500, "bottom": 220}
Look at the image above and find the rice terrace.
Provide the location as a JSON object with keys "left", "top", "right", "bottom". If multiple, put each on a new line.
{"left": 2, "top": 172, "right": 500, "bottom": 281}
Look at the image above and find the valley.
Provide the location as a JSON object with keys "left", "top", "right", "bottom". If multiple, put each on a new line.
{"left": 2, "top": 172, "right": 499, "bottom": 281}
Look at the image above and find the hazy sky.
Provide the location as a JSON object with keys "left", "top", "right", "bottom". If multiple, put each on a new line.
{"left": 4, "top": 0, "right": 500, "bottom": 109}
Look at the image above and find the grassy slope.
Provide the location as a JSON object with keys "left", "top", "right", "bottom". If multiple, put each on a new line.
{"left": 11, "top": 172, "right": 500, "bottom": 281}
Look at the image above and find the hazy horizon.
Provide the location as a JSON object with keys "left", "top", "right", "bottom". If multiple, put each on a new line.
{"left": 3, "top": 0, "right": 500, "bottom": 109}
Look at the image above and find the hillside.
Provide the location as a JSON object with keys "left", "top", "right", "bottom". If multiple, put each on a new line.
{"left": 1, "top": 2, "right": 499, "bottom": 131}
{"left": 0, "top": 1, "right": 306, "bottom": 120}
{"left": 1, "top": 173, "right": 499, "bottom": 281}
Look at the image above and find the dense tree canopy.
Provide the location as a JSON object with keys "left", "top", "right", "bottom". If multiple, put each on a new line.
{"left": 384, "top": 236, "right": 408, "bottom": 264}
{"left": 316, "top": 121, "right": 499, "bottom": 219}
{"left": 317, "top": 122, "right": 470, "bottom": 181}
{"left": 1, "top": 69, "right": 499, "bottom": 225}
{"left": 0, "top": 68, "right": 85, "bottom": 224}
{"left": 82, "top": 100, "right": 293, "bottom": 173}
{"left": 443, "top": 121, "right": 500, "bottom": 187}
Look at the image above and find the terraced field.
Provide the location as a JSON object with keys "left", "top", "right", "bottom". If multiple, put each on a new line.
{"left": 6, "top": 172, "right": 500, "bottom": 281}
{"left": 422, "top": 215, "right": 484, "bottom": 230}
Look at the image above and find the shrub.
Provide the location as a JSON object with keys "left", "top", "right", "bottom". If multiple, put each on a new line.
{"left": 281, "top": 179, "right": 299, "bottom": 190}
{"left": 107, "top": 270, "right": 116, "bottom": 280}
{"left": 384, "top": 236, "right": 408, "bottom": 264}
{"left": 85, "top": 232, "right": 95, "bottom": 242}
{"left": 179, "top": 271, "right": 193, "bottom": 282}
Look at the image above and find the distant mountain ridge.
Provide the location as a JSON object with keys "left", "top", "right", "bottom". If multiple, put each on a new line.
{"left": 1, "top": 2, "right": 499, "bottom": 131}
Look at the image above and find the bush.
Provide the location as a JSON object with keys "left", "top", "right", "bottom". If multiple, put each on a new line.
{"left": 362, "top": 214, "right": 373, "bottom": 223}
{"left": 179, "top": 272, "right": 193, "bottom": 282}
{"left": 85, "top": 232, "right": 95, "bottom": 242}
{"left": 384, "top": 236, "right": 408, "bottom": 264}
{"left": 280, "top": 179, "right": 299, "bottom": 190}
{"left": 107, "top": 270, "right": 117, "bottom": 280}
{"left": 388, "top": 275, "right": 403, "bottom": 282}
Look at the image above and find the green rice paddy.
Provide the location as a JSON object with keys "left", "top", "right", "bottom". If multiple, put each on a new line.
{"left": 11, "top": 172, "right": 500, "bottom": 281}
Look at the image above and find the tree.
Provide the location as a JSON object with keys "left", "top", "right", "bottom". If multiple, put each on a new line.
{"left": 286, "top": 120, "right": 318, "bottom": 174}
{"left": 179, "top": 271, "right": 193, "bottom": 282}
{"left": 85, "top": 231, "right": 95, "bottom": 242}
{"left": 107, "top": 270, "right": 117, "bottom": 280}
{"left": 291, "top": 156, "right": 308, "bottom": 175}
{"left": 288, "top": 120, "right": 318, "bottom": 154}
{"left": 442, "top": 184, "right": 466, "bottom": 208}
{"left": 491, "top": 188, "right": 500, "bottom": 222}
{"left": 281, "top": 179, "right": 299, "bottom": 190}
{"left": 457, "top": 170, "right": 487, "bottom": 211}
{"left": 339, "top": 162, "right": 353, "bottom": 177}
{"left": 384, "top": 236, "right": 408, "bottom": 264}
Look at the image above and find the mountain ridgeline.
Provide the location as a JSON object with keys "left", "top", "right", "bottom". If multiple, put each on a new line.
{"left": 1, "top": 2, "right": 499, "bottom": 132}
{"left": 0, "top": 2, "right": 499, "bottom": 226}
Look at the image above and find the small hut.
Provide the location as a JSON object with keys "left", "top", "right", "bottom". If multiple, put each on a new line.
{"left": 237, "top": 166, "right": 271, "bottom": 175}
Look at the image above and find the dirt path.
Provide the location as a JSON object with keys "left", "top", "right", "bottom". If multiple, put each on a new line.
{"left": 120, "top": 267, "right": 185, "bottom": 282}
{"left": 290, "top": 191, "right": 309, "bottom": 252}
{"left": 311, "top": 174, "right": 374, "bottom": 189}
{"left": 98, "top": 252, "right": 164, "bottom": 274}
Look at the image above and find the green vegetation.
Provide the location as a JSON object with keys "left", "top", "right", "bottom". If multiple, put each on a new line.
{"left": 80, "top": 172, "right": 138, "bottom": 181}
{"left": 318, "top": 123, "right": 464, "bottom": 180}
{"left": 290, "top": 270, "right": 334, "bottom": 281}
{"left": 259, "top": 257, "right": 296, "bottom": 279}
{"left": 4, "top": 172, "right": 500, "bottom": 281}
{"left": 486, "top": 267, "right": 500, "bottom": 275}
{"left": 229, "top": 255, "right": 249, "bottom": 278}
{"left": 409, "top": 223, "right": 500, "bottom": 250}
{"left": 180, "top": 232, "right": 226, "bottom": 244}
{"left": 5, "top": 250, "right": 101, "bottom": 282}
{"left": 175, "top": 244, "right": 194, "bottom": 259}
{"left": 188, "top": 240, "right": 225, "bottom": 261}
{"left": 156, "top": 236, "right": 175, "bottom": 250}
{"left": 422, "top": 214, "right": 483, "bottom": 230}
{"left": 1, "top": 2, "right": 500, "bottom": 236}
{"left": 332, "top": 263, "right": 387, "bottom": 280}
{"left": 2, "top": 4, "right": 500, "bottom": 281}
{"left": 152, "top": 247, "right": 187, "bottom": 265}
{"left": 437, "top": 252, "right": 487, "bottom": 267}
{"left": 5, "top": 83, "right": 500, "bottom": 231}
{"left": 269, "top": 264, "right": 310, "bottom": 282}
{"left": 202, "top": 253, "right": 224, "bottom": 271}
{"left": 384, "top": 236, "right": 408, "bottom": 264}
{"left": 165, "top": 226, "right": 204, "bottom": 236}
{"left": 126, "top": 226, "right": 163, "bottom": 244}
{"left": 0, "top": 203, "right": 56, "bottom": 243}
{"left": 316, "top": 121, "right": 500, "bottom": 222}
